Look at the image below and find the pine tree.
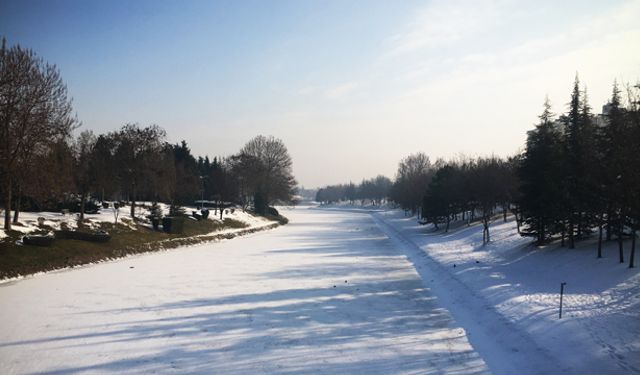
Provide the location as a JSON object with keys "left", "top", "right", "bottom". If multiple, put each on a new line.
{"left": 562, "top": 77, "right": 580, "bottom": 248}
{"left": 559, "top": 76, "right": 598, "bottom": 248}
{"left": 624, "top": 83, "right": 640, "bottom": 267}
{"left": 576, "top": 88, "right": 599, "bottom": 239}
{"left": 519, "top": 97, "right": 565, "bottom": 245}
{"left": 598, "top": 82, "right": 625, "bottom": 257}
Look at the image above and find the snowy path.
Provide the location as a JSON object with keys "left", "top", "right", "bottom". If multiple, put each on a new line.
{"left": 0, "top": 208, "right": 487, "bottom": 374}
{"left": 369, "top": 209, "right": 640, "bottom": 375}
{"left": 369, "top": 213, "right": 564, "bottom": 375}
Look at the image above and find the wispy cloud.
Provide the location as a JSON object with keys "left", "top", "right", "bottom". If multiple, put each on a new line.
{"left": 389, "top": 0, "right": 640, "bottom": 86}
{"left": 325, "top": 81, "right": 360, "bottom": 99}
{"left": 385, "top": 0, "right": 511, "bottom": 56}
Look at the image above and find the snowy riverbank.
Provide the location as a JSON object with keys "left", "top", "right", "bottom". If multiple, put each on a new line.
{"left": 328, "top": 205, "right": 639, "bottom": 374}
{"left": 0, "top": 207, "right": 486, "bottom": 374}
{"left": 0, "top": 206, "right": 637, "bottom": 374}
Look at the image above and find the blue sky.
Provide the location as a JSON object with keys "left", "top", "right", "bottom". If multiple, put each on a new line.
{"left": 2, "top": 0, "right": 639, "bottom": 187}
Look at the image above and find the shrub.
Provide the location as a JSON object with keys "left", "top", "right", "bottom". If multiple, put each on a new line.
{"left": 268, "top": 206, "right": 279, "bottom": 216}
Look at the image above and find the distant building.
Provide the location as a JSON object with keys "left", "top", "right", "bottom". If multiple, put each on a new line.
{"left": 548, "top": 102, "right": 611, "bottom": 133}
{"left": 594, "top": 102, "right": 612, "bottom": 128}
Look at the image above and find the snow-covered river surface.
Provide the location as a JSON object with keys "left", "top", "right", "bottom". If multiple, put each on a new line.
{"left": 1, "top": 208, "right": 488, "bottom": 374}
{"left": 4, "top": 206, "right": 634, "bottom": 374}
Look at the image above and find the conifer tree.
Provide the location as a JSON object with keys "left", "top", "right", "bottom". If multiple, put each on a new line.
{"left": 519, "top": 98, "right": 565, "bottom": 245}
{"left": 598, "top": 82, "right": 625, "bottom": 257}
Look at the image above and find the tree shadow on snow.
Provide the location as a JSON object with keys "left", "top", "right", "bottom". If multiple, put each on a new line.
{"left": 4, "top": 210, "right": 488, "bottom": 374}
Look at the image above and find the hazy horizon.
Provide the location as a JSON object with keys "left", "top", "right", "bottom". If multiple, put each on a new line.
{"left": 2, "top": 0, "right": 639, "bottom": 188}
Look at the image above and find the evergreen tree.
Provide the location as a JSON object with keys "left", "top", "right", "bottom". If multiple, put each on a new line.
{"left": 624, "top": 83, "right": 640, "bottom": 267}
{"left": 559, "top": 76, "right": 598, "bottom": 248}
{"left": 519, "top": 98, "right": 565, "bottom": 245}
{"left": 597, "top": 83, "right": 625, "bottom": 257}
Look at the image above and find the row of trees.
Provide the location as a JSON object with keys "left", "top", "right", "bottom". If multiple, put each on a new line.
{"left": 319, "top": 152, "right": 518, "bottom": 246}
{"left": 519, "top": 77, "right": 639, "bottom": 267}
{"left": 421, "top": 156, "right": 519, "bottom": 243}
{"left": 315, "top": 153, "right": 435, "bottom": 213}
{"left": 1, "top": 39, "right": 297, "bottom": 230}
{"left": 413, "top": 76, "right": 639, "bottom": 266}
{"left": 313, "top": 75, "right": 639, "bottom": 267}
{"left": 315, "top": 175, "right": 392, "bottom": 205}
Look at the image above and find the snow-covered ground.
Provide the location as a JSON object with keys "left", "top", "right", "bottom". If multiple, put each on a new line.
{"left": 368, "top": 208, "right": 640, "bottom": 375}
{"left": 0, "top": 202, "right": 265, "bottom": 240}
{"left": 2, "top": 205, "right": 637, "bottom": 374}
{"left": 0, "top": 207, "right": 487, "bottom": 374}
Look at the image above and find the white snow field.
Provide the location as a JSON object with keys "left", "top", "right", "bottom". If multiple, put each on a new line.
{"left": 0, "top": 208, "right": 489, "bottom": 374}
{"left": 339, "top": 206, "right": 640, "bottom": 375}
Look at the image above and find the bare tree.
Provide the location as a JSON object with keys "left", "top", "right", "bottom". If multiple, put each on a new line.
{"left": 0, "top": 38, "right": 77, "bottom": 229}
{"left": 113, "top": 124, "right": 166, "bottom": 220}
{"left": 390, "top": 152, "right": 433, "bottom": 215}
{"left": 238, "top": 135, "right": 297, "bottom": 214}
{"left": 91, "top": 134, "right": 118, "bottom": 202}
{"left": 471, "top": 157, "right": 504, "bottom": 244}
{"left": 228, "top": 153, "right": 260, "bottom": 211}
{"left": 74, "top": 130, "right": 97, "bottom": 220}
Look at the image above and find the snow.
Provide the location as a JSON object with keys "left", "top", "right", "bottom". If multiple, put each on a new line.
{"left": 370, "top": 208, "right": 640, "bottom": 374}
{"left": 0, "top": 207, "right": 487, "bottom": 374}
{"left": 0, "top": 202, "right": 267, "bottom": 240}
{"left": 1, "top": 205, "right": 637, "bottom": 374}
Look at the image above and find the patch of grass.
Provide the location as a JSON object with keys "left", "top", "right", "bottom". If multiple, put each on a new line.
{"left": 0, "top": 216, "right": 265, "bottom": 280}
{"left": 180, "top": 217, "right": 248, "bottom": 237}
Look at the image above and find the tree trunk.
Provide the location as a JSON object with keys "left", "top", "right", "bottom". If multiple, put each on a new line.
{"left": 606, "top": 207, "right": 612, "bottom": 241}
{"left": 12, "top": 184, "right": 21, "bottom": 224}
{"left": 4, "top": 176, "right": 12, "bottom": 231}
{"left": 569, "top": 219, "right": 575, "bottom": 249}
{"left": 486, "top": 225, "right": 490, "bottom": 243}
{"left": 629, "top": 225, "right": 636, "bottom": 268}
{"left": 130, "top": 185, "right": 136, "bottom": 219}
{"left": 597, "top": 213, "right": 604, "bottom": 258}
{"left": 618, "top": 220, "right": 624, "bottom": 263}
{"left": 445, "top": 216, "right": 450, "bottom": 233}
{"left": 483, "top": 217, "right": 490, "bottom": 244}
{"left": 561, "top": 222, "right": 565, "bottom": 247}
{"left": 503, "top": 205, "right": 507, "bottom": 222}
{"left": 80, "top": 191, "right": 87, "bottom": 221}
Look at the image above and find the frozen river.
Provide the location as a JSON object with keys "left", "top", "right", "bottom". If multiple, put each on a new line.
{"left": 0, "top": 208, "right": 487, "bottom": 374}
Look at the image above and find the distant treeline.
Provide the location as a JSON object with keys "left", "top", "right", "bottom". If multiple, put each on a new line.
{"left": 0, "top": 39, "right": 296, "bottom": 231}
{"left": 315, "top": 176, "right": 392, "bottom": 206}
{"left": 317, "top": 76, "right": 640, "bottom": 267}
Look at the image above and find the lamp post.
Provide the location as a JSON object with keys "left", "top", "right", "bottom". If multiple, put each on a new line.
{"left": 559, "top": 282, "right": 567, "bottom": 319}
